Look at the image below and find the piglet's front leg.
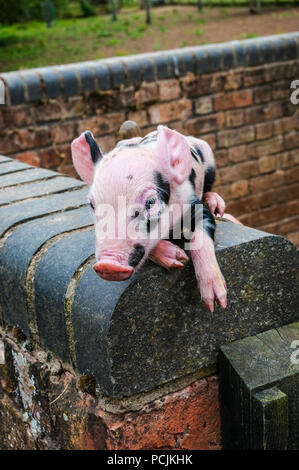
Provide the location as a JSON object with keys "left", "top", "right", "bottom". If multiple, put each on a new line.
{"left": 149, "top": 240, "right": 189, "bottom": 270}
{"left": 190, "top": 228, "right": 227, "bottom": 312}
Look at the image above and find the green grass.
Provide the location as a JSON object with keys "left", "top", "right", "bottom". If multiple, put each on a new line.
{"left": 0, "top": 4, "right": 297, "bottom": 72}
{"left": 194, "top": 28, "right": 204, "bottom": 36}
{"left": 239, "top": 32, "right": 259, "bottom": 39}
{"left": 0, "top": 12, "right": 153, "bottom": 71}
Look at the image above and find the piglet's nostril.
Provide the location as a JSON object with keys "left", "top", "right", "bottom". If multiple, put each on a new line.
{"left": 128, "top": 244, "right": 145, "bottom": 268}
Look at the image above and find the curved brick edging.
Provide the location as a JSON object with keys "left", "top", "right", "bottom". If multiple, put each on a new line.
{"left": 0, "top": 156, "right": 298, "bottom": 399}
{"left": 0, "top": 33, "right": 298, "bottom": 105}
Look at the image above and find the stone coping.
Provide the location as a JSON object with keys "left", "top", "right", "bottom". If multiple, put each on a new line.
{"left": 0, "top": 156, "right": 298, "bottom": 398}
{"left": 0, "top": 32, "right": 298, "bottom": 105}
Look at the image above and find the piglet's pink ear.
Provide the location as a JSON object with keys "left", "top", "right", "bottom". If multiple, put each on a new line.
{"left": 156, "top": 126, "right": 191, "bottom": 185}
{"left": 71, "top": 131, "right": 102, "bottom": 185}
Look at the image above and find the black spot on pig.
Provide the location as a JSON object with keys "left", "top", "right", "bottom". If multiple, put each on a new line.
{"left": 85, "top": 131, "right": 102, "bottom": 164}
{"left": 171, "top": 196, "right": 215, "bottom": 243}
{"left": 140, "top": 136, "right": 156, "bottom": 146}
{"left": 203, "top": 166, "right": 215, "bottom": 193}
{"left": 189, "top": 197, "right": 215, "bottom": 240}
{"left": 154, "top": 171, "right": 170, "bottom": 205}
{"left": 127, "top": 174, "right": 133, "bottom": 180}
{"left": 190, "top": 146, "right": 204, "bottom": 164}
{"left": 129, "top": 244, "right": 145, "bottom": 267}
{"left": 202, "top": 203, "right": 216, "bottom": 240}
{"left": 189, "top": 168, "right": 196, "bottom": 190}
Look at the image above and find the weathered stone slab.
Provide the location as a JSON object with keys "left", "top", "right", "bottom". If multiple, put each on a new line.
{"left": 0, "top": 187, "right": 89, "bottom": 238}
{"left": 0, "top": 167, "right": 57, "bottom": 188}
{"left": 0, "top": 161, "right": 31, "bottom": 176}
{"left": 0, "top": 176, "right": 85, "bottom": 206}
{"left": 0, "top": 207, "right": 93, "bottom": 335}
{"left": 0, "top": 157, "right": 298, "bottom": 400}
{"left": 0, "top": 155, "right": 11, "bottom": 163}
{"left": 71, "top": 222, "right": 299, "bottom": 397}
{"left": 34, "top": 229, "right": 95, "bottom": 362}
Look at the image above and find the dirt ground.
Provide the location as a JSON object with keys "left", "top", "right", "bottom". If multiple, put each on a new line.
{"left": 125, "top": 5, "right": 299, "bottom": 54}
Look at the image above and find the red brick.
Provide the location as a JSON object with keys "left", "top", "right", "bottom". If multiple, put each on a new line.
{"left": 11, "top": 128, "right": 52, "bottom": 151}
{"left": 224, "top": 71, "right": 243, "bottom": 90}
{"left": 237, "top": 213, "right": 253, "bottom": 226}
{"left": 15, "top": 151, "right": 40, "bottom": 167}
{"left": 228, "top": 145, "right": 247, "bottom": 163}
{"left": 51, "top": 122, "right": 75, "bottom": 144}
{"left": 64, "top": 96, "right": 93, "bottom": 118}
{"left": 284, "top": 166, "right": 299, "bottom": 184}
{"left": 225, "top": 109, "right": 244, "bottom": 128}
{"left": 59, "top": 163, "right": 78, "bottom": 179}
{"left": 264, "top": 63, "right": 291, "bottom": 82}
{"left": 225, "top": 194, "right": 260, "bottom": 215}
{"left": 185, "top": 114, "right": 224, "bottom": 135}
{"left": 159, "top": 79, "right": 181, "bottom": 101}
{"left": 256, "top": 122, "right": 273, "bottom": 140}
{"left": 200, "top": 133, "right": 216, "bottom": 150}
{"left": 217, "top": 126, "right": 255, "bottom": 148}
{"left": 258, "top": 155, "right": 277, "bottom": 173}
{"left": 253, "top": 199, "right": 299, "bottom": 226}
{"left": 253, "top": 85, "right": 272, "bottom": 104}
{"left": 257, "top": 188, "right": 287, "bottom": 209}
{"left": 273, "top": 119, "right": 283, "bottom": 136}
{"left": 117, "top": 87, "right": 137, "bottom": 108}
{"left": 103, "top": 376, "right": 221, "bottom": 450}
{"left": 274, "top": 184, "right": 299, "bottom": 206}
{"left": 32, "top": 101, "right": 64, "bottom": 123}
{"left": 0, "top": 110, "right": 4, "bottom": 131}
{"left": 128, "top": 110, "right": 148, "bottom": 128}
{"left": 214, "top": 89, "right": 252, "bottom": 111}
{"left": 181, "top": 73, "right": 224, "bottom": 98}
{"left": 247, "top": 136, "right": 284, "bottom": 159}
{"left": 0, "top": 133, "right": 19, "bottom": 154}
{"left": 281, "top": 116, "right": 298, "bottom": 133}
{"left": 249, "top": 171, "right": 285, "bottom": 193}
{"left": 195, "top": 96, "right": 213, "bottom": 115}
{"left": 3, "top": 107, "right": 33, "bottom": 127}
{"left": 243, "top": 67, "right": 265, "bottom": 87}
{"left": 219, "top": 161, "right": 259, "bottom": 183}
{"left": 284, "top": 131, "right": 299, "bottom": 150}
{"left": 230, "top": 179, "right": 249, "bottom": 198}
{"left": 213, "top": 184, "right": 230, "bottom": 200}
{"left": 149, "top": 99, "right": 192, "bottom": 124}
{"left": 260, "top": 214, "right": 299, "bottom": 236}
{"left": 78, "top": 112, "right": 126, "bottom": 135}
{"left": 277, "top": 151, "right": 295, "bottom": 169}
{"left": 271, "top": 80, "right": 291, "bottom": 100}
{"left": 99, "top": 134, "right": 116, "bottom": 153}
{"left": 214, "top": 149, "right": 229, "bottom": 168}
{"left": 245, "top": 102, "right": 283, "bottom": 124}
{"left": 135, "top": 83, "right": 159, "bottom": 105}
{"left": 40, "top": 146, "right": 70, "bottom": 169}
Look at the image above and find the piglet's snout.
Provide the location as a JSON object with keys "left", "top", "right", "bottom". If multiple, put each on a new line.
{"left": 93, "top": 260, "right": 133, "bottom": 281}
{"left": 93, "top": 244, "right": 146, "bottom": 282}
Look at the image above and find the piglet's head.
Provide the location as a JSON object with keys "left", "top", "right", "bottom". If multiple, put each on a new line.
{"left": 71, "top": 126, "right": 192, "bottom": 282}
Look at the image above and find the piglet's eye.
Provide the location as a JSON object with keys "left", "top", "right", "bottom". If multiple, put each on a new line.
{"left": 145, "top": 197, "right": 156, "bottom": 210}
{"left": 90, "top": 201, "right": 95, "bottom": 211}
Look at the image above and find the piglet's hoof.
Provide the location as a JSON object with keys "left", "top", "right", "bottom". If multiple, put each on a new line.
{"left": 198, "top": 272, "right": 227, "bottom": 312}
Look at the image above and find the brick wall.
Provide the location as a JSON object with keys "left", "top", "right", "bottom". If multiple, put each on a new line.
{"left": 0, "top": 33, "right": 298, "bottom": 245}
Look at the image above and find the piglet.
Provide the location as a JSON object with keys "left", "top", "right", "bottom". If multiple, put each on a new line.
{"left": 71, "top": 125, "right": 227, "bottom": 312}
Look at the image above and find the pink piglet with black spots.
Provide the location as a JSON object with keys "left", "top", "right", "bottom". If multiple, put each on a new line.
{"left": 71, "top": 124, "right": 241, "bottom": 312}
